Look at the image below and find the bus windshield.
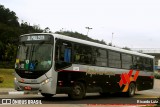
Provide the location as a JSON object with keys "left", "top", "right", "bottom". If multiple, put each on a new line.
{"left": 15, "top": 42, "right": 53, "bottom": 71}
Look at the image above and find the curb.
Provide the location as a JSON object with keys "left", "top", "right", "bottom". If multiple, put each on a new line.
{"left": 0, "top": 92, "right": 8, "bottom": 95}
{"left": 0, "top": 91, "right": 38, "bottom": 95}
{"left": 9, "top": 91, "right": 24, "bottom": 95}
{"left": 140, "top": 90, "right": 160, "bottom": 95}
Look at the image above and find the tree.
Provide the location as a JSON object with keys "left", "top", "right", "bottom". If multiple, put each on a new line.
{"left": 0, "top": 5, "right": 19, "bottom": 27}
{"left": 43, "top": 27, "right": 51, "bottom": 33}
{"left": 0, "top": 4, "right": 44, "bottom": 68}
{"left": 122, "top": 47, "right": 131, "bottom": 50}
{"left": 56, "top": 31, "right": 107, "bottom": 45}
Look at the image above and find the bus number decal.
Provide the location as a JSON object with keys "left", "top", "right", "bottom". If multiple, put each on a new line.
{"left": 73, "top": 67, "right": 79, "bottom": 71}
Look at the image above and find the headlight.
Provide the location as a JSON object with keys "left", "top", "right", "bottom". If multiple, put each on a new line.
{"left": 41, "top": 78, "right": 52, "bottom": 85}
{"left": 14, "top": 77, "right": 17, "bottom": 81}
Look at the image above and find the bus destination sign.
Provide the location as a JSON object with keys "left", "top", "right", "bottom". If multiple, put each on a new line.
{"left": 27, "top": 35, "right": 44, "bottom": 41}
{"left": 20, "top": 35, "right": 53, "bottom": 42}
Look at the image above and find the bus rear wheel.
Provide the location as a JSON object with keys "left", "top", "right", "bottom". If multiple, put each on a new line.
{"left": 68, "top": 82, "right": 85, "bottom": 100}
{"left": 126, "top": 82, "right": 136, "bottom": 97}
{"left": 41, "top": 93, "right": 53, "bottom": 98}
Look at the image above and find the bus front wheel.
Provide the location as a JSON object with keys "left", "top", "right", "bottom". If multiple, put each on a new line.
{"left": 41, "top": 93, "right": 53, "bottom": 98}
{"left": 68, "top": 82, "right": 85, "bottom": 100}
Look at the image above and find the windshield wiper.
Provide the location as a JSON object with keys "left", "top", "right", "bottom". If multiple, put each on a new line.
{"left": 25, "top": 46, "right": 29, "bottom": 58}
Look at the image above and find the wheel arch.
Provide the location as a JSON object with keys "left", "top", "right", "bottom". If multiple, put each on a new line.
{"left": 76, "top": 79, "right": 87, "bottom": 90}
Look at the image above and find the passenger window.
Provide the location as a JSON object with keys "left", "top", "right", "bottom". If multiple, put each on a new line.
{"left": 144, "top": 58, "right": 153, "bottom": 71}
{"left": 108, "top": 51, "right": 121, "bottom": 68}
{"left": 133, "top": 56, "right": 144, "bottom": 70}
{"left": 55, "top": 39, "right": 72, "bottom": 70}
{"left": 137, "top": 57, "right": 144, "bottom": 70}
{"left": 92, "top": 48, "right": 107, "bottom": 66}
{"left": 122, "top": 54, "right": 132, "bottom": 69}
{"left": 132, "top": 56, "right": 137, "bottom": 69}
{"left": 74, "top": 44, "right": 92, "bottom": 64}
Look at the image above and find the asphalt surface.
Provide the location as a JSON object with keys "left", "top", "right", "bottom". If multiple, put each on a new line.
{"left": 0, "top": 79, "right": 159, "bottom": 107}
{"left": 0, "top": 79, "right": 160, "bottom": 95}
{"left": 0, "top": 92, "right": 159, "bottom": 106}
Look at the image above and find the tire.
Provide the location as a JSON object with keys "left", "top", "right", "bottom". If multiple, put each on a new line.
{"left": 126, "top": 82, "right": 136, "bottom": 97}
{"left": 41, "top": 93, "right": 53, "bottom": 98}
{"left": 68, "top": 82, "right": 86, "bottom": 100}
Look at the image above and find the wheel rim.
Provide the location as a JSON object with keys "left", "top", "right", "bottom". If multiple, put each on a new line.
{"left": 129, "top": 84, "right": 135, "bottom": 96}
{"left": 73, "top": 85, "right": 81, "bottom": 96}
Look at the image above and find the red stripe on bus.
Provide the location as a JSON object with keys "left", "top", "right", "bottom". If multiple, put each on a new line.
{"left": 133, "top": 70, "right": 139, "bottom": 81}
{"left": 121, "top": 74, "right": 127, "bottom": 84}
{"left": 119, "top": 79, "right": 123, "bottom": 87}
{"left": 128, "top": 70, "right": 133, "bottom": 77}
{"left": 124, "top": 73, "right": 130, "bottom": 84}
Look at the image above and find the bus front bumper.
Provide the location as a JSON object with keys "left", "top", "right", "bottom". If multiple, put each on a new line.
{"left": 14, "top": 78, "right": 55, "bottom": 94}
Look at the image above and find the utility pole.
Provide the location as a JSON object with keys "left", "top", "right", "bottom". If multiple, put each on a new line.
{"left": 85, "top": 27, "right": 92, "bottom": 36}
{"left": 111, "top": 32, "right": 114, "bottom": 45}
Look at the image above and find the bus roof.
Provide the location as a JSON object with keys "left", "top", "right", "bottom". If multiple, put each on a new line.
{"left": 21, "top": 33, "right": 154, "bottom": 59}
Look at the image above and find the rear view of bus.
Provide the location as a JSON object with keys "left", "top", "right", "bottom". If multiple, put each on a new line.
{"left": 14, "top": 33, "right": 56, "bottom": 97}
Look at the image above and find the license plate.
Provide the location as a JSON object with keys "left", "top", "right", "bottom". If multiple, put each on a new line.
{"left": 24, "top": 86, "right": 31, "bottom": 90}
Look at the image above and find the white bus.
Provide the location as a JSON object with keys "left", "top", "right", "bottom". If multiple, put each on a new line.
{"left": 14, "top": 33, "right": 154, "bottom": 99}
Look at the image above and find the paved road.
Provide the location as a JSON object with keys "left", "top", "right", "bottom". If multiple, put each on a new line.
{"left": 0, "top": 92, "right": 159, "bottom": 105}
{"left": 0, "top": 79, "right": 159, "bottom": 107}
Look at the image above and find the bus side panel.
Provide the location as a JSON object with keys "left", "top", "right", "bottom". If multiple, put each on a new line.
{"left": 136, "top": 76, "right": 154, "bottom": 91}
{"left": 56, "top": 71, "right": 122, "bottom": 94}
{"left": 56, "top": 71, "right": 88, "bottom": 94}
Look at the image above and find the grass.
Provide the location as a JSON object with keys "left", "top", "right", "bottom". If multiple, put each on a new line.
{"left": 0, "top": 69, "right": 14, "bottom": 88}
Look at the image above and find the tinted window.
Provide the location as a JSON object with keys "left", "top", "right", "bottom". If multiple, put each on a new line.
{"left": 144, "top": 58, "right": 153, "bottom": 71}
{"left": 108, "top": 51, "right": 121, "bottom": 68}
{"left": 132, "top": 56, "right": 137, "bottom": 69}
{"left": 122, "top": 54, "right": 132, "bottom": 69}
{"left": 55, "top": 39, "right": 72, "bottom": 70}
{"left": 92, "top": 48, "right": 107, "bottom": 66}
{"left": 133, "top": 56, "right": 145, "bottom": 70}
{"left": 137, "top": 57, "right": 144, "bottom": 70}
{"left": 74, "top": 44, "right": 92, "bottom": 64}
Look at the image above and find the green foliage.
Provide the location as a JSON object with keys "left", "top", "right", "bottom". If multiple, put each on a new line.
{"left": 154, "top": 71, "right": 160, "bottom": 79}
{"left": 20, "top": 21, "right": 43, "bottom": 34}
{"left": 122, "top": 46, "right": 131, "bottom": 50}
{"left": 56, "top": 31, "right": 107, "bottom": 45}
{"left": 0, "top": 4, "right": 130, "bottom": 69}
{"left": 0, "top": 4, "right": 43, "bottom": 68}
{"left": 0, "top": 5, "right": 19, "bottom": 27}
{"left": 0, "top": 76, "right": 4, "bottom": 83}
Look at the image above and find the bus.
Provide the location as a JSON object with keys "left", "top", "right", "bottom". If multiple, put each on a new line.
{"left": 14, "top": 33, "right": 154, "bottom": 99}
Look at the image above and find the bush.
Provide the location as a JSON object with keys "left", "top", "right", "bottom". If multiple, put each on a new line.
{"left": 158, "top": 96, "right": 160, "bottom": 105}
{"left": 0, "top": 61, "right": 15, "bottom": 69}
{"left": 0, "top": 77, "right": 4, "bottom": 83}
{"left": 154, "top": 71, "right": 160, "bottom": 79}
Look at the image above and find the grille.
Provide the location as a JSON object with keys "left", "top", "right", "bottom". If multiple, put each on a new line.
{"left": 15, "top": 70, "right": 47, "bottom": 79}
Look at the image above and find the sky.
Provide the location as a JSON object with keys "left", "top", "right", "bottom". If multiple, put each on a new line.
{"left": 1, "top": 0, "right": 160, "bottom": 49}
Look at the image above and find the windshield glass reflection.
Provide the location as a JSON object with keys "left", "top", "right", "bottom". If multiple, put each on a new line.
{"left": 16, "top": 43, "right": 53, "bottom": 71}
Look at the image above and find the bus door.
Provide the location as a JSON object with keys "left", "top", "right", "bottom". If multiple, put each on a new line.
{"left": 55, "top": 39, "right": 72, "bottom": 70}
